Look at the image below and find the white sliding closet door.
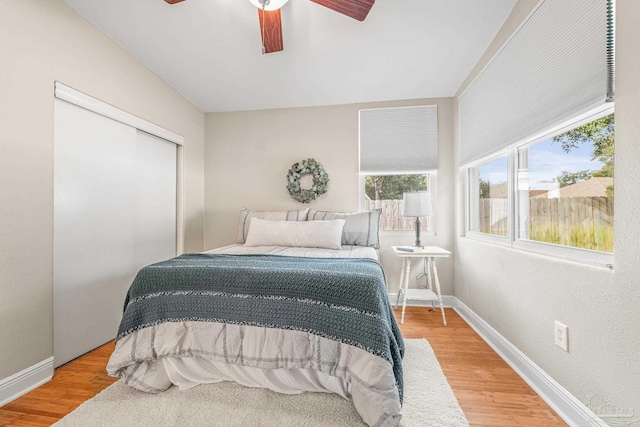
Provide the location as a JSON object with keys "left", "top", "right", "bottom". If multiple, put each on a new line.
{"left": 54, "top": 100, "right": 137, "bottom": 368}
{"left": 134, "top": 130, "right": 176, "bottom": 269}
{"left": 54, "top": 100, "right": 177, "bottom": 368}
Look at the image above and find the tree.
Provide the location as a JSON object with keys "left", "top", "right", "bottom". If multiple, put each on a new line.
{"left": 365, "top": 175, "right": 428, "bottom": 200}
{"left": 555, "top": 169, "right": 593, "bottom": 188}
{"left": 553, "top": 114, "right": 614, "bottom": 178}
{"left": 479, "top": 178, "right": 490, "bottom": 198}
{"left": 552, "top": 113, "right": 614, "bottom": 196}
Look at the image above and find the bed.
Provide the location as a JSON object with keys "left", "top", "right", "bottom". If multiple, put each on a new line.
{"left": 107, "top": 210, "right": 404, "bottom": 427}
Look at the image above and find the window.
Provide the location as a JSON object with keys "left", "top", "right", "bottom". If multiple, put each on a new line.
{"left": 362, "top": 173, "right": 433, "bottom": 231}
{"left": 468, "top": 156, "right": 509, "bottom": 237}
{"left": 517, "top": 114, "right": 614, "bottom": 253}
{"left": 465, "top": 109, "right": 614, "bottom": 264}
{"left": 457, "top": 0, "right": 614, "bottom": 264}
{"left": 359, "top": 105, "right": 438, "bottom": 232}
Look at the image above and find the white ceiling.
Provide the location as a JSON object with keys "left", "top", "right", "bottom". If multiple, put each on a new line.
{"left": 62, "top": 0, "right": 516, "bottom": 112}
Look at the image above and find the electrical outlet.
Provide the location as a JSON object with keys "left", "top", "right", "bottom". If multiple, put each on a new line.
{"left": 555, "top": 321, "right": 569, "bottom": 352}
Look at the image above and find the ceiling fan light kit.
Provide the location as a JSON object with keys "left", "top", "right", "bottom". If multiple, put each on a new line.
{"left": 164, "top": 0, "right": 375, "bottom": 54}
{"left": 249, "top": 0, "right": 290, "bottom": 12}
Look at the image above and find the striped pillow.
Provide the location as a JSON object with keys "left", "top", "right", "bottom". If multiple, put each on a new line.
{"left": 308, "top": 209, "right": 382, "bottom": 249}
{"left": 236, "top": 208, "right": 309, "bottom": 244}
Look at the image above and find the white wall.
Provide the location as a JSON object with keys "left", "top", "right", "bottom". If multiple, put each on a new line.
{"left": 205, "top": 98, "right": 454, "bottom": 293}
{"left": 453, "top": 0, "right": 640, "bottom": 416}
{"left": 0, "top": 0, "right": 205, "bottom": 381}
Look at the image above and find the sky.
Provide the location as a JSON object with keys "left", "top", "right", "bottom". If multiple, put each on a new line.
{"left": 527, "top": 138, "right": 602, "bottom": 190}
{"left": 480, "top": 137, "right": 604, "bottom": 191}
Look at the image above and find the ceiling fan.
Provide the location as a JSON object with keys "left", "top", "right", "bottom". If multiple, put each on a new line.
{"left": 164, "top": 0, "right": 375, "bottom": 54}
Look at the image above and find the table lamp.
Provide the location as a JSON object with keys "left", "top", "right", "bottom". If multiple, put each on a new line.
{"left": 402, "top": 191, "right": 433, "bottom": 247}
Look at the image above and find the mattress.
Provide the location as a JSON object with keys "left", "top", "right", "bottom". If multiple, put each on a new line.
{"left": 204, "top": 243, "right": 379, "bottom": 260}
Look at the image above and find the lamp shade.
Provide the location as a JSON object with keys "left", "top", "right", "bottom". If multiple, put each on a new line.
{"left": 249, "top": 0, "right": 290, "bottom": 11}
{"left": 402, "top": 192, "right": 433, "bottom": 217}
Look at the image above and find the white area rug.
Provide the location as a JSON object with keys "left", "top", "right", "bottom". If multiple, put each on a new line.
{"left": 54, "top": 339, "right": 469, "bottom": 427}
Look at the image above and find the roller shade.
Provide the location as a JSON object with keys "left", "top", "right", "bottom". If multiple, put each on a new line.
{"left": 458, "top": 0, "right": 613, "bottom": 166}
{"left": 360, "top": 105, "right": 438, "bottom": 173}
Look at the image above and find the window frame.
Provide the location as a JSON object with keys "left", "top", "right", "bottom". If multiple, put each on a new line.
{"left": 463, "top": 104, "right": 615, "bottom": 267}
{"left": 359, "top": 171, "right": 437, "bottom": 235}
{"left": 466, "top": 153, "right": 512, "bottom": 244}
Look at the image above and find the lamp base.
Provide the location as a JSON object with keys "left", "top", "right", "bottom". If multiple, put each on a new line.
{"left": 414, "top": 217, "right": 422, "bottom": 248}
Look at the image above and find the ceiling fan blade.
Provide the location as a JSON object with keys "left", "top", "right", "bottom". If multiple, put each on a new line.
{"left": 258, "top": 8, "right": 284, "bottom": 54}
{"left": 310, "top": 0, "right": 375, "bottom": 21}
{"left": 164, "top": 0, "right": 185, "bottom": 4}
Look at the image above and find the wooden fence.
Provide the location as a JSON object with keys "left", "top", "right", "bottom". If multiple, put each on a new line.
{"left": 529, "top": 196, "right": 613, "bottom": 228}
{"left": 479, "top": 198, "right": 508, "bottom": 236}
{"left": 479, "top": 196, "right": 614, "bottom": 248}
{"left": 364, "top": 199, "right": 430, "bottom": 231}
{"left": 367, "top": 197, "right": 614, "bottom": 246}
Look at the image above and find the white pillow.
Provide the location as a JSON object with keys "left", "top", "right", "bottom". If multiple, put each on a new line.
{"left": 236, "top": 208, "right": 309, "bottom": 244}
{"left": 244, "top": 218, "right": 345, "bottom": 250}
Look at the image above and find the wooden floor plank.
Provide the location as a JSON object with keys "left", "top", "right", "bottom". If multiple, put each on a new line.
{"left": 400, "top": 307, "right": 566, "bottom": 426}
{"left": 0, "top": 308, "right": 566, "bottom": 426}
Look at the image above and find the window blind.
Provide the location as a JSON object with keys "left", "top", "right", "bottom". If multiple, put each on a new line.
{"left": 359, "top": 105, "right": 438, "bottom": 173}
{"left": 458, "top": 0, "right": 613, "bottom": 166}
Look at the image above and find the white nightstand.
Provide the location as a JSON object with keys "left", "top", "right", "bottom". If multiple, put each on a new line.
{"left": 392, "top": 246, "right": 451, "bottom": 326}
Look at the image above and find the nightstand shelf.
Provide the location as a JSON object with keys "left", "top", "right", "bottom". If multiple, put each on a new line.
{"left": 392, "top": 245, "right": 451, "bottom": 326}
{"left": 403, "top": 288, "right": 438, "bottom": 301}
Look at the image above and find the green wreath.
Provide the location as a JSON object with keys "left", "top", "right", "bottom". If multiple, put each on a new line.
{"left": 286, "top": 158, "right": 330, "bottom": 204}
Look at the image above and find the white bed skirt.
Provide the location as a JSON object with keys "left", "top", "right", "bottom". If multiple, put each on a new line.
{"left": 163, "top": 349, "right": 350, "bottom": 397}
{"left": 108, "top": 322, "right": 402, "bottom": 426}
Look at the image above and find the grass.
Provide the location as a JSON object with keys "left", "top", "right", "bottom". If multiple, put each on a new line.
{"left": 479, "top": 226, "right": 507, "bottom": 237}
{"left": 529, "top": 222, "right": 614, "bottom": 253}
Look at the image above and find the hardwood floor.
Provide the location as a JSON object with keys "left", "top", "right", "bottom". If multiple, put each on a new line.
{"left": 0, "top": 307, "right": 566, "bottom": 426}
{"left": 399, "top": 307, "right": 566, "bottom": 427}
{"left": 0, "top": 343, "right": 118, "bottom": 426}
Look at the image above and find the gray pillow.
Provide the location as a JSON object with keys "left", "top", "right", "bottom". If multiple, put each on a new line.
{"left": 236, "top": 208, "right": 309, "bottom": 244}
{"left": 308, "top": 209, "right": 382, "bottom": 249}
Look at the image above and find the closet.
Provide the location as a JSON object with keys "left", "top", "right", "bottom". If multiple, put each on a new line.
{"left": 53, "top": 83, "right": 182, "bottom": 367}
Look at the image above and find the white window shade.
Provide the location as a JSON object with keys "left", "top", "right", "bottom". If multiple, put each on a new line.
{"left": 458, "top": 0, "right": 612, "bottom": 166}
{"left": 360, "top": 105, "right": 438, "bottom": 173}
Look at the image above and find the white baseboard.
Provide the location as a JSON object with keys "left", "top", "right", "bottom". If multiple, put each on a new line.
{"left": 452, "top": 298, "right": 606, "bottom": 427}
{"left": 387, "top": 292, "right": 455, "bottom": 308}
{"left": 0, "top": 357, "right": 54, "bottom": 407}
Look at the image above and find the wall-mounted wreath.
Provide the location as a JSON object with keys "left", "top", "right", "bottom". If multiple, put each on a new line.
{"left": 286, "top": 158, "right": 329, "bottom": 204}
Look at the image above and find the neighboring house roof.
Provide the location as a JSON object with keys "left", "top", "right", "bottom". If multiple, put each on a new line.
{"left": 529, "top": 190, "right": 549, "bottom": 198}
{"left": 533, "top": 177, "right": 613, "bottom": 199}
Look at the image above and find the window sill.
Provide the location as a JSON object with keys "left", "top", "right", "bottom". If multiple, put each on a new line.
{"left": 463, "top": 233, "right": 614, "bottom": 270}
{"left": 464, "top": 231, "right": 510, "bottom": 247}
{"left": 512, "top": 239, "right": 613, "bottom": 269}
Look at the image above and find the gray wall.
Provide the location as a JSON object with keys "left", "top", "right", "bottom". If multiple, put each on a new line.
{"left": 453, "top": 0, "right": 640, "bottom": 415}
{"left": 204, "top": 98, "right": 455, "bottom": 294}
{"left": 0, "top": 0, "right": 205, "bottom": 380}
